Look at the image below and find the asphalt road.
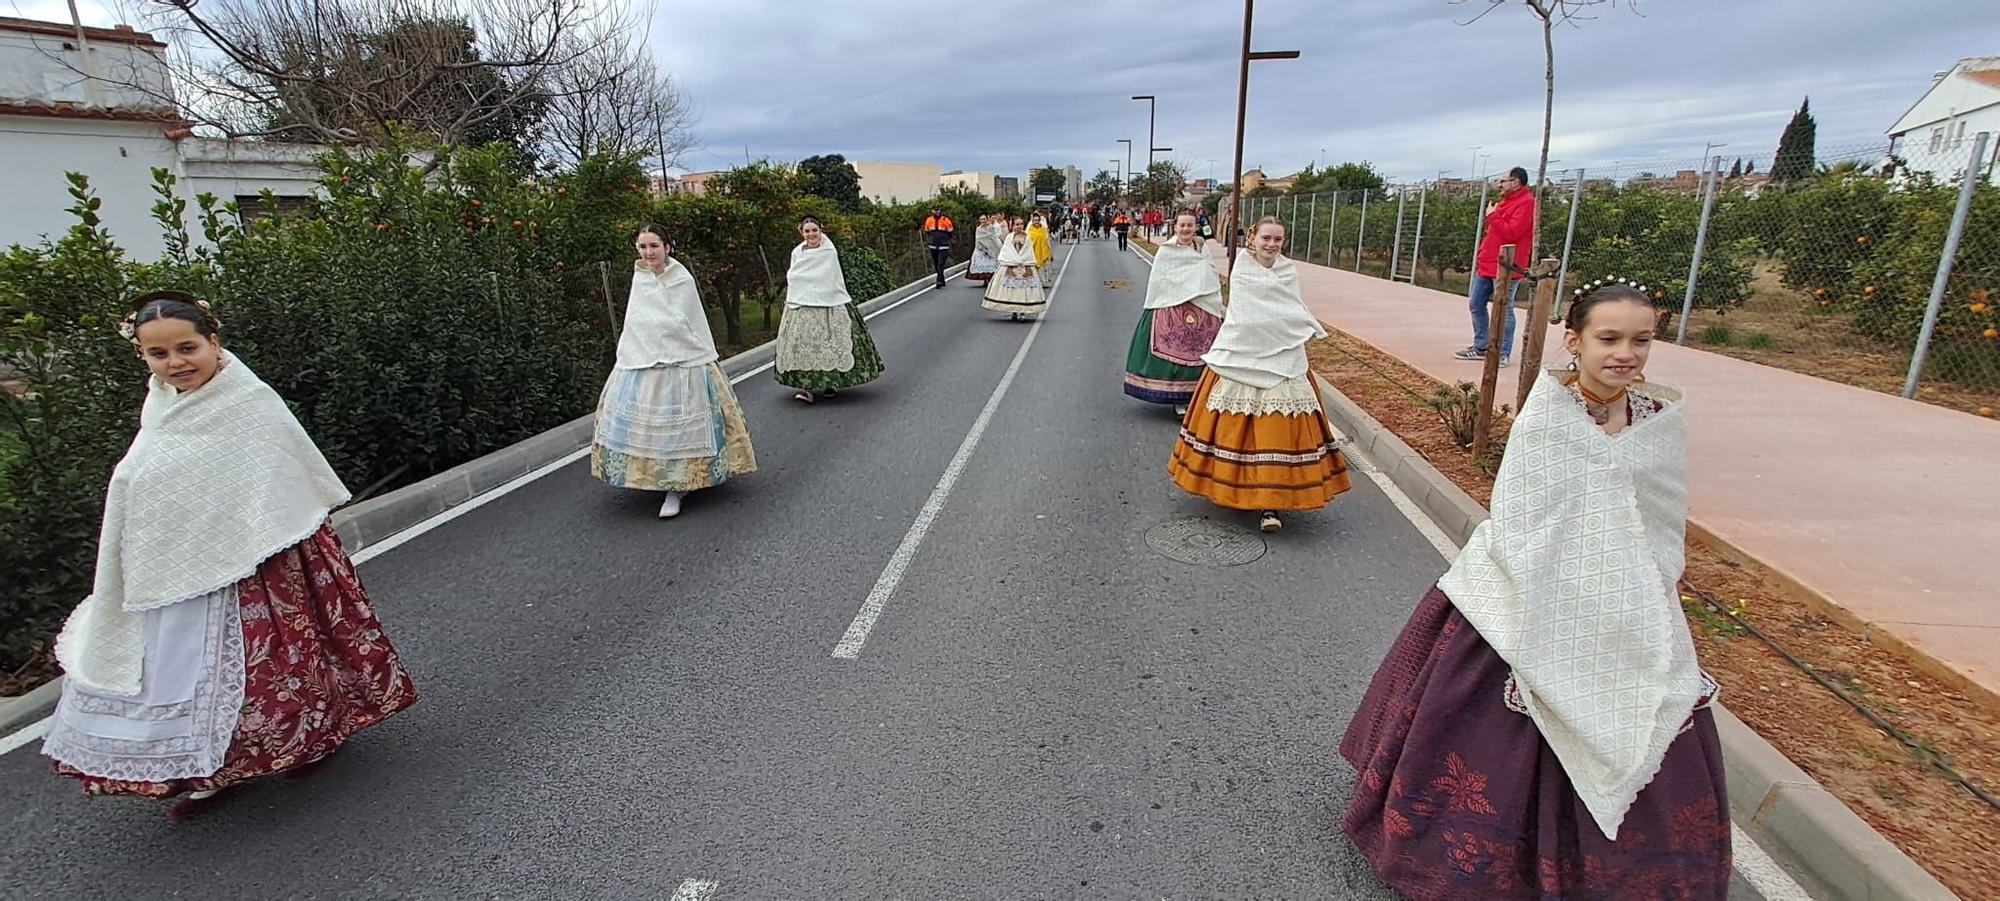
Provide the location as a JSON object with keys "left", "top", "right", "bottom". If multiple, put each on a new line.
{"left": 0, "top": 238, "right": 1800, "bottom": 899}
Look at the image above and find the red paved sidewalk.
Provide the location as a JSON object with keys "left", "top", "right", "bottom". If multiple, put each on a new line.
{"left": 1214, "top": 245, "right": 2000, "bottom": 704}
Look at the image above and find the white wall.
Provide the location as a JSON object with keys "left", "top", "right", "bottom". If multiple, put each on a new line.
{"left": 0, "top": 28, "right": 175, "bottom": 112}
{"left": 180, "top": 137, "right": 325, "bottom": 203}
{"left": 940, "top": 171, "right": 998, "bottom": 197}
{"left": 854, "top": 161, "right": 939, "bottom": 204}
{"left": 0, "top": 115, "right": 182, "bottom": 258}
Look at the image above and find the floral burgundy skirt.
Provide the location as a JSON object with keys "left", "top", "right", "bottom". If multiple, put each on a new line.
{"left": 56, "top": 524, "right": 418, "bottom": 797}
{"left": 1339, "top": 586, "right": 1731, "bottom": 900}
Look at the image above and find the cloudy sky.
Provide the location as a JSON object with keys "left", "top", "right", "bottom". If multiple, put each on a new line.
{"left": 26, "top": 0, "right": 2000, "bottom": 183}
{"left": 645, "top": 0, "right": 2000, "bottom": 183}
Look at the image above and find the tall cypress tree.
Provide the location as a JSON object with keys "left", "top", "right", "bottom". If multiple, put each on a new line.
{"left": 1728, "top": 158, "right": 1743, "bottom": 179}
{"left": 1771, "top": 98, "right": 1817, "bottom": 183}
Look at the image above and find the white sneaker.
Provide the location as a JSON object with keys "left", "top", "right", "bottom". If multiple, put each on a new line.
{"left": 658, "top": 492, "right": 685, "bottom": 518}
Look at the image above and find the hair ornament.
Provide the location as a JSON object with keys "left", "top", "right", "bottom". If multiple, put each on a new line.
{"left": 1572, "top": 275, "right": 1651, "bottom": 297}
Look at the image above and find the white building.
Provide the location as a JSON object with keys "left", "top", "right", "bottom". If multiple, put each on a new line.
{"left": 1887, "top": 57, "right": 2000, "bottom": 184}
{"left": 1063, "top": 165, "right": 1083, "bottom": 202}
{"left": 939, "top": 170, "right": 1021, "bottom": 201}
{"left": 852, "top": 160, "right": 940, "bottom": 204}
{"left": 1, "top": 16, "right": 327, "bottom": 259}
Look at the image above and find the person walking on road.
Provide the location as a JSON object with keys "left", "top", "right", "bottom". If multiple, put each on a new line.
{"left": 592, "top": 224, "right": 758, "bottom": 518}
{"left": 1028, "top": 212, "right": 1055, "bottom": 288}
{"left": 1455, "top": 166, "right": 1536, "bottom": 365}
{"left": 968, "top": 213, "right": 1002, "bottom": 286}
{"left": 1168, "top": 217, "right": 1350, "bottom": 533}
{"left": 1343, "top": 279, "right": 1729, "bottom": 899}
{"left": 1112, "top": 209, "right": 1133, "bottom": 251}
{"left": 1125, "top": 212, "right": 1224, "bottom": 415}
{"left": 43, "top": 291, "right": 418, "bottom": 816}
{"left": 982, "top": 216, "right": 1047, "bottom": 321}
{"left": 923, "top": 206, "right": 956, "bottom": 289}
{"left": 774, "top": 216, "right": 885, "bottom": 404}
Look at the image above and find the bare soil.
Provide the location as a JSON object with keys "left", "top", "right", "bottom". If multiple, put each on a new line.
{"left": 1308, "top": 330, "right": 2000, "bottom": 898}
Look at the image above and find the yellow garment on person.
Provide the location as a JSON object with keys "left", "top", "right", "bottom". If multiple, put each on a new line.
{"left": 1028, "top": 223, "right": 1053, "bottom": 268}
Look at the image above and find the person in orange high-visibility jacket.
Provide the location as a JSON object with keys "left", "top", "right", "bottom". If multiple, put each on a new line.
{"left": 922, "top": 208, "right": 955, "bottom": 288}
{"left": 1111, "top": 211, "right": 1133, "bottom": 251}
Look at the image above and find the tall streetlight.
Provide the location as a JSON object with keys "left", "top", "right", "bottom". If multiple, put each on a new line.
{"left": 1133, "top": 95, "right": 1160, "bottom": 172}
{"left": 1226, "top": 0, "right": 1301, "bottom": 269}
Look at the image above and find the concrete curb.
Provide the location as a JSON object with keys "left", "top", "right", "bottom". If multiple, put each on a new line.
{"left": 1, "top": 264, "right": 967, "bottom": 738}
{"left": 1311, "top": 377, "right": 1959, "bottom": 901}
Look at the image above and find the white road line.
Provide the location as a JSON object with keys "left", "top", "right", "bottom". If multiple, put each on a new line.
{"left": 1732, "top": 822, "right": 1815, "bottom": 900}
{"left": 0, "top": 716, "right": 49, "bottom": 757}
{"left": 670, "top": 878, "right": 719, "bottom": 901}
{"left": 831, "top": 246, "right": 1077, "bottom": 660}
{"left": 0, "top": 272, "right": 964, "bottom": 756}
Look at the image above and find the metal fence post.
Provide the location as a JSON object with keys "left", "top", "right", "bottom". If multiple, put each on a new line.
{"left": 1389, "top": 187, "right": 1408, "bottom": 280}
{"left": 598, "top": 260, "right": 620, "bottom": 340}
{"left": 1903, "top": 130, "right": 1991, "bottom": 398}
{"left": 1326, "top": 192, "right": 1340, "bottom": 267}
{"left": 1307, "top": 193, "right": 1317, "bottom": 264}
{"left": 1355, "top": 191, "right": 1369, "bottom": 273}
{"left": 1469, "top": 174, "right": 1490, "bottom": 292}
{"left": 1411, "top": 182, "right": 1429, "bottom": 284}
{"left": 1674, "top": 156, "right": 1723, "bottom": 344}
{"left": 1554, "top": 167, "right": 1584, "bottom": 308}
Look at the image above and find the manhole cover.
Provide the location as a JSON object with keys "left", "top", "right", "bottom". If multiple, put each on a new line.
{"left": 1103, "top": 279, "right": 1131, "bottom": 289}
{"left": 1144, "top": 517, "right": 1267, "bottom": 566}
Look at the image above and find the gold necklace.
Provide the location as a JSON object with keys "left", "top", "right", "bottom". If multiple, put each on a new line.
{"left": 1575, "top": 382, "right": 1628, "bottom": 426}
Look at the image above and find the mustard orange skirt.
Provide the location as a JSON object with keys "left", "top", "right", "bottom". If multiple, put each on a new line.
{"left": 1167, "top": 369, "right": 1352, "bottom": 511}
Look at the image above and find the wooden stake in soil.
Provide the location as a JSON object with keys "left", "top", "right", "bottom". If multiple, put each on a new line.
{"left": 1516, "top": 257, "right": 1560, "bottom": 412}
{"left": 1473, "top": 244, "right": 1514, "bottom": 463}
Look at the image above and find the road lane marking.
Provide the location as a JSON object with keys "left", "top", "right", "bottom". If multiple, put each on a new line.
{"left": 832, "top": 246, "right": 1077, "bottom": 659}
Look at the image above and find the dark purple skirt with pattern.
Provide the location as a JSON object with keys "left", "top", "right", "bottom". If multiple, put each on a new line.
{"left": 1340, "top": 586, "right": 1732, "bottom": 900}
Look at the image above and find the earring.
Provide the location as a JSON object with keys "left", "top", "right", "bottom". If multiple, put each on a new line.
{"left": 1566, "top": 357, "right": 1578, "bottom": 372}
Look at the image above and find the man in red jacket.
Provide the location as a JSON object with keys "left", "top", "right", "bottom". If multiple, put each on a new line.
{"left": 1455, "top": 167, "right": 1535, "bottom": 364}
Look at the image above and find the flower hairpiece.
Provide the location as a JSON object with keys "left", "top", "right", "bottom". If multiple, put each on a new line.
{"left": 1573, "top": 275, "right": 1651, "bottom": 298}
{"left": 117, "top": 293, "right": 220, "bottom": 344}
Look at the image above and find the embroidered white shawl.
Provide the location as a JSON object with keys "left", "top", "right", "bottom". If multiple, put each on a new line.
{"left": 785, "top": 237, "right": 853, "bottom": 308}
{"left": 1438, "top": 370, "right": 1704, "bottom": 840}
{"left": 1203, "top": 251, "right": 1324, "bottom": 389}
{"left": 998, "top": 232, "right": 1037, "bottom": 268}
{"left": 615, "top": 258, "right": 720, "bottom": 369}
{"left": 55, "top": 352, "right": 349, "bottom": 696}
{"left": 1145, "top": 238, "right": 1224, "bottom": 317}
{"left": 975, "top": 222, "right": 1004, "bottom": 257}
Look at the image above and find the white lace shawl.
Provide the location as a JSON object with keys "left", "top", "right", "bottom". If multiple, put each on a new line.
{"left": 615, "top": 258, "right": 720, "bottom": 369}
{"left": 976, "top": 223, "right": 1004, "bottom": 257}
{"left": 1203, "top": 251, "right": 1324, "bottom": 389}
{"left": 784, "top": 238, "right": 853, "bottom": 308}
{"left": 55, "top": 352, "right": 349, "bottom": 696}
{"left": 1438, "top": 371, "right": 1704, "bottom": 840}
{"left": 998, "top": 232, "right": 1036, "bottom": 268}
{"left": 1144, "top": 238, "right": 1224, "bottom": 316}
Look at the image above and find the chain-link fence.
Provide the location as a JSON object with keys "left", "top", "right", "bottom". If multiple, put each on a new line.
{"left": 1242, "top": 134, "right": 2000, "bottom": 416}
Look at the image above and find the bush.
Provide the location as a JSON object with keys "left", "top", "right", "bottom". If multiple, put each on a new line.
{"left": 1702, "top": 324, "right": 1734, "bottom": 345}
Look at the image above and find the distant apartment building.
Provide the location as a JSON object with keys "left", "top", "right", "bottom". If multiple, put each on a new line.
{"left": 1063, "top": 165, "right": 1083, "bottom": 202}
{"left": 940, "top": 170, "right": 1020, "bottom": 202}
{"left": 853, "top": 160, "right": 940, "bottom": 204}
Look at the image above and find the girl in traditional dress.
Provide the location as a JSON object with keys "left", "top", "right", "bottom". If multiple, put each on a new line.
{"left": 1340, "top": 280, "right": 1729, "bottom": 900}
{"left": 592, "top": 224, "right": 758, "bottom": 518}
{"left": 982, "top": 217, "right": 1047, "bottom": 321}
{"left": 968, "top": 214, "right": 1003, "bottom": 286}
{"left": 43, "top": 291, "right": 417, "bottom": 816}
{"left": 1125, "top": 212, "right": 1223, "bottom": 416}
{"left": 774, "top": 216, "right": 885, "bottom": 404}
{"left": 1167, "top": 217, "right": 1350, "bottom": 533}
{"left": 1028, "top": 212, "right": 1056, "bottom": 288}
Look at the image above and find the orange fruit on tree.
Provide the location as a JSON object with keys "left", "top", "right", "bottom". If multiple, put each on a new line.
{"left": 1864, "top": 285, "right": 1877, "bottom": 295}
{"left": 1813, "top": 287, "right": 1827, "bottom": 297}
{"left": 1974, "top": 303, "right": 1990, "bottom": 314}
{"left": 1856, "top": 235, "right": 1869, "bottom": 245}
{"left": 1974, "top": 289, "right": 1992, "bottom": 303}
{"left": 1986, "top": 327, "right": 1999, "bottom": 339}
{"left": 1981, "top": 407, "right": 1996, "bottom": 418}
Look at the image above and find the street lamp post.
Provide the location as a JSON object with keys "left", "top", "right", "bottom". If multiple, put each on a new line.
{"left": 1132, "top": 95, "right": 1158, "bottom": 173}
{"left": 1226, "top": 0, "right": 1301, "bottom": 270}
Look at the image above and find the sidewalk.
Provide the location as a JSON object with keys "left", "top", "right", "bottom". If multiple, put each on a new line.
{"left": 1217, "top": 245, "right": 2000, "bottom": 706}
